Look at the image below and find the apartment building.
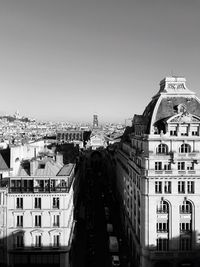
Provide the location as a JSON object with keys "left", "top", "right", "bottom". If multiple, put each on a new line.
{"left": 0, "top": 187, "right": 7, "bottom": 267}
{"left": 115, "top": 77, "right": 200, "bottom": 267}
{"left": 5, "top": 153, "right": 77, "bottom": 267}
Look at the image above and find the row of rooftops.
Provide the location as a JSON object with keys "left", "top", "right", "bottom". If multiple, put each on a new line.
{"left": 18, "top": 156, "right": 74, "bottom": 177}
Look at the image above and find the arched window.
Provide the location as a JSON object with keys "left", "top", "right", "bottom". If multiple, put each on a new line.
{"left": 157, "top": 200, "right": 169, "bottom": 213}
{"left": 179, "top": 144, "right": 191, "bottom": 153}
{"left": 180, "top": 200, "right": 192, "bottom": 214}
{"left": 157, "top": 144, "right": 168, "bottom": 154}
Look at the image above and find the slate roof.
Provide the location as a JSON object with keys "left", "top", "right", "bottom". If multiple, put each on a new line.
{"left": 57, "top": 163, "right": 74, "bottom": 176}
{"left": 17, "top": 157, "right": 74, "bottom": 177}
{"left": 133, "top": 77, "right": 200, "bottom": 134}
{"left": 0, "top": 153, "right": 9, "bottom": 170}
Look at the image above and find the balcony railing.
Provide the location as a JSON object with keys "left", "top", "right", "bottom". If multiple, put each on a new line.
{"left": 157, "top": 208, "right": 169, "bottom": 214}
{"left": 146, "top": 169, "right": 199, "bottom": 176}
{"left": 157, "top": 229, "right": 169, "bottom": 233}
{"left": 180, "top": 229, "right": 192, "bottom": 234}
{"left": 180, "top": 208, "right": 191, "bottom": 214}
{"left": 9, "top": 186, "right": 70, "bottom": 193}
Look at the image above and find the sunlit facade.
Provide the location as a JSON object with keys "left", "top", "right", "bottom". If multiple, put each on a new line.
{"left": 116, "top": 77, "right": 200, "bottom": 267}
{"left": 1, "top": 154, "right": 77, "bottom": 267}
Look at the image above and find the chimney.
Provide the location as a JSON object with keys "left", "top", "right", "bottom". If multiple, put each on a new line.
{"left": 56, "top": 152, "right": 63, "bottom": 165}
{"left": 30, "top": 159, "right": 39, "bottom": 176}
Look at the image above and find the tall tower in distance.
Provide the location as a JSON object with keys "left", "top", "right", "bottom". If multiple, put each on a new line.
{"left": 93, "top": 114, "right": 98, "bottom": 129}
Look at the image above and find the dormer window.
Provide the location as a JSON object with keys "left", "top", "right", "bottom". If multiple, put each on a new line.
{"left": 39, "top": 164, "right": 45, "bottom": 169}
{"left": 177, "top": 104, "right": 187, "bottom": 113}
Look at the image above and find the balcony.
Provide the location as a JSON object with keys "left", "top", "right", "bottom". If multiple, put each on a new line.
{"left": 149, "top": 251, "right": 196, "bottom": 260}
{"left": 180, "top": 229, "right": 192, "bottom": 234}
{"left": 9, "top": 186, "right": 70, "bottom": 193}
{"left": 146, "top": 169, "right": 199, "bottom": 177}
{"left": 173, "top": 151, "right": 200, "bottom": 159}
{"left": 157, "top": 229, "right": 169, "bottom": 233}
{"left": 180, "top": 208, "right": 191, "bottom": 214}
{"left": 157, "top": 208, "right": 169, "bottom": 214}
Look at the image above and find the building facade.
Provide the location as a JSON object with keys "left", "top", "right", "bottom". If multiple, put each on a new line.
{"left": 57, "top": 131, "right": 84, "bottom": 143}
{"left": 115, "top": 77, "right": 200, "bottom": 267}
{"left": 0, "top": 187, "right": 7, "bottom": 267}
{"left": 4, "top": 154, "right": 77, "bottom": 267}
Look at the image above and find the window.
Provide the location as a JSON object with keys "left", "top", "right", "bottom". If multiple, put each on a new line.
{"left": 180, "top": 144, "right": 191, "bottom": 153}
{"left": 138, "top": 209, "right": 140, "bottom": 224}
{"left": 156, "top": 238, "right": 168, "bottom": 251}
{"left": 155, "top": 162, "right": 162, "bottom": 170}
{"left": 16, "top": 198, "right": 23, "bottom": 209}
{"left": 164, "top": 163, "right": 171, "bottom": 170}
{"left": 53, "top": 235, "right": 60, "bottom": 247}
{"left": 157, "top": 200, "right": 169, "bottom": 213}
{"left": 164, "top": 181, "right": 171, "bottom": 193}
{"left": 157, "top": 144, "right": 168, "bottom": 154}
{"left": 53, "top": 197, "right": 60, "bottom": 209}
{"left": 180, "top": 125, "right": 188, "bottom": 136}
{"left": 187, "top": 181, "right": 194, "bottom": 193}
{"left": 39, "top": 164, "right": 45, "bottom": 169}
{"left": 180, "top": 237, "right": 191, "bottom": 251}
{"left": 180, "top": 222, "right": 191, "bottom": 233}
{"left": 35, "top": 215, "right": 41, "bottom": 227}
{"left": 192, "top": 131, "right": 198, "bottom": 136}
{"left": 35, "top": 235, "right": 41, "bottom": 248}
{"left": 15, "top": 235, "right": 24, "bottom": 248}
{"left": 170, "top": 130, "right": 177, "bottom": 136}
{"left": 157, "top": 222, "right": 168, "bottom": 232}
{"left": 178, "top": 162, "right": 185, "bottom": 170}
{"left": 178, "top": 181, "right": 185, "bottom": 193}
{"left": 53, "top": 215, "right": 60, "bottom": 227}
{"left": 137, "top": 193, "right": 141, "bottom": 207}
{"left": 155, "top": 181, "right": 162, "bottom": 193}
{"left": 186, "top": 162, "right": 194, "bottom": 170}
{"left": 34, "top": 198, "right": 41, "bottom": 209}
{"left": 180, "top": 201, "right": 192, "bottom": 213}
{"left": 16, "top": 215, "right": 23, "bottom": 227}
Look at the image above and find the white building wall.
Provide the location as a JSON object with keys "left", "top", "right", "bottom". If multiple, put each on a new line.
{"left": 7, "top": 188, "right": 74, "bottom": 250}
{"left": 10, "top": 141, "right": 45, "bottom": 175}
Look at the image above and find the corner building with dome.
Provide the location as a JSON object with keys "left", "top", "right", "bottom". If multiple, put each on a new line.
{"left": 115, "top": 77, "right": 200, "bottom": 267}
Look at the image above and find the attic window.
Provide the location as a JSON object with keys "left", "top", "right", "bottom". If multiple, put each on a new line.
{"left": 174, "top": 104, "right": 187, "bottom": 114}
{"left": 39, "top": 164, "right": 45, "bottom": 169}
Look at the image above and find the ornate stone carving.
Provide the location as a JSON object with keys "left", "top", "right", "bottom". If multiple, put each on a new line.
{"left": 170, "top": 113, "right": 200, "bottom": 123}
{"left": 167, "top": 83, "right": 185, "bottom": 90}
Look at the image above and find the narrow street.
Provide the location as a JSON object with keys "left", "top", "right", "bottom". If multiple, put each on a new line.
{"left": 73, "top": 150, "right": 130, "bottom": 267}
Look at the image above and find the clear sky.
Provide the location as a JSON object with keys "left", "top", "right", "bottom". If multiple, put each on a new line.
{"left": 1, "top": 0, "right": 200, "bottom": 123}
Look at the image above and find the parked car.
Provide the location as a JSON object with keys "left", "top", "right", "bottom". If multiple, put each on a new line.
{"left": 106, "top": 223, "right": 113, "bottom": 235}
{"left": 111, "top": 255, "right": 120, "bottom": 267}
{"left": 104, "top": 206, "right": 110, "bottom": 220}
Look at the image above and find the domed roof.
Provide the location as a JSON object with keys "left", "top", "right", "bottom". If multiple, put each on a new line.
{"left": 133, "top": 77, "right": 200, "bottom": 134}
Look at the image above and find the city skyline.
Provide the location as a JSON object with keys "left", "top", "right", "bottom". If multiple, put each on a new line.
{"left": 1, "top": 0, "right": 200, "bottom": 123}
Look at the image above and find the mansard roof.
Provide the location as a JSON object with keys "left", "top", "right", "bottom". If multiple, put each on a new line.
{"left": 135, "top": 77, "right": 200, "bottom": 134}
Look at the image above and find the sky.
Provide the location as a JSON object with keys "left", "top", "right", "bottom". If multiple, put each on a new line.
{"left": 1, "top": 0, "right": 200, "bottom": 123}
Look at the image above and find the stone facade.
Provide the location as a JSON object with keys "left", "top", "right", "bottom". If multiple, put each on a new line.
{"left": 116, "top": 77, "right": 200, "bottom": 267}
{"left": 1, "top": 154, "right": 78, "bottom": 267}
